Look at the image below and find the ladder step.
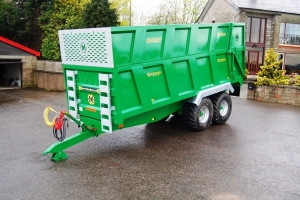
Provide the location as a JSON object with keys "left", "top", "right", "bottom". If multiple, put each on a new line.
{"left": 66, "top": 70, "right": 78, "bottom": 120}
{"left": 99, "top": 73, "right": 112, "bottom": 133}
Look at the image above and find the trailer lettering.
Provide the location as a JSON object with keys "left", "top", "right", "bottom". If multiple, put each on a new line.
{"left": 86, "top": 107, "right": 96, "bottom": 112}
{"left": 217, "top": 32, "right": 226, "bottom": 37}
{"left": 146, "top": 37, "right": 162, "bottom": 43}
{"left": 217, "top": 58, "right": 226, "bottom": 62}
{"left": 147, "top": 71, "right": 163, "bottom": 77}
{"left": 79, "top": 86, "right": 100, "bottom": 93}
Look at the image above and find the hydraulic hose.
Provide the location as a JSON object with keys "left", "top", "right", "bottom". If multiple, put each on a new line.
{"left": 53, "top": 116, "right": 68, "bottom": 142}
{"left": 43, "top": 107, "right": 57, "bottom": 127}
{"left": 43, "top": 107, "right": 97, "bottom": 142}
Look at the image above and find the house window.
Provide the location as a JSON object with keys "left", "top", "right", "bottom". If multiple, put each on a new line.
{"left": 278, "top": 53, "right": 284, "bottom": 70}
{"left": 246, "top": 17, "right": 266, "bottom": 44}
{"left": 284, "top": 54, "right": 300, "bottom": 74}
{"left": 280, "top": 23, "right": 300, "bottom": 45}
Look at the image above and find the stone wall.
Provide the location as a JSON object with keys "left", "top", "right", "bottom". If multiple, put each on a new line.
{"left": 201, "top": 0, "right": 236, "bottom": 23}
{"left": 36, "top": 60, "right": 62, "bottom": 72}
{"left": 34, "top": 70, "right": 64, "bottom": 91}
{"left": 262, "top": 14, "right": 281, "bottom": 50}
{"left": 34, "top": 60, "right": 64, "bottom": 91}
{"left": 247, "top": 85, "right": 300, "bottom": 106}
{"left": 272, "top": 15, "right": 281, "bottom": 49}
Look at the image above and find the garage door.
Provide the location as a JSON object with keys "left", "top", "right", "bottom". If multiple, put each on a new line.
{"left": 0, "top": 59, "right": 23, "bottom": 89}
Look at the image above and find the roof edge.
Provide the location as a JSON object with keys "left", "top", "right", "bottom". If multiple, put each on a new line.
{"left": 240, "top": 7, "right": 300, "bottom": 15}
{"left": 197, "top": 0, "right": 215, "bottom": 23}
{"left": 0, "top": 36, "right": 40, "bottom": 57}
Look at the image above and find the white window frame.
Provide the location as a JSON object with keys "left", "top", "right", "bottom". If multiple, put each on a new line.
{"left": 278, "top": 53, "right": 285, "bottom": 70}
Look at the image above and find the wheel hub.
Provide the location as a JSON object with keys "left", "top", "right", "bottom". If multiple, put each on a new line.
{"left": 219, "top": 100, "right": 229, "bottom": 116}
{"left": 199, "top": 106, "right": 209, "bottom": 123}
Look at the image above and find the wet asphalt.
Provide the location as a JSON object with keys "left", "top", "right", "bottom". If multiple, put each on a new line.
{"left": 0, "top": 87, "right": 300, "bottom": 200}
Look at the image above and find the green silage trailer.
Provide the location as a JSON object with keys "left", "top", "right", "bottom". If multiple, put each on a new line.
{"left": 43, "top": 23, "right": 245, "bottom": 161}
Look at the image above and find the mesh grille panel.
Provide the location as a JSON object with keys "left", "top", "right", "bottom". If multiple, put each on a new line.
{"left": 59, "top": 28, "right": 113, "bottom": 68}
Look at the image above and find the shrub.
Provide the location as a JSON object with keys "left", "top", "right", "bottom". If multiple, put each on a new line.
{"left": 297, "top": 76, "right": 300, "bottom": 86}
{"left": 244, "top": 68, "right": 249, "bottom": 77}
{"left": 289, "top": 74, "right": 300, "bottom": 86}
{"left": 255, "top": 48, "right": 290, "bottom": 86}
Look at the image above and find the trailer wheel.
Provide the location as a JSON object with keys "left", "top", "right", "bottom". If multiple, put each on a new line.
{"left": 183, "top": 98, "right": 213, "bottom": 131}
{"left": 211, "top": 92, "right": 232, "bottom": 124}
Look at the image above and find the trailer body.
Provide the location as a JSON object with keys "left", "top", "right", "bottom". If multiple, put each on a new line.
{"left": 43, "top": 23, "right": 245, "bottom": 161}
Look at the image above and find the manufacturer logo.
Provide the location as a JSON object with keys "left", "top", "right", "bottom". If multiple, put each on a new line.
{"left": 79, "top": 40, "right": 88, "bottom": 56}
{"left": 235, "top": 33, "right": 239, "bottom": 41}
{"left": 88, "top": 94, "right": 95, "bottom": 105}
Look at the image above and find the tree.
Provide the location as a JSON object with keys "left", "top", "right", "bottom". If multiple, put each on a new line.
{"left": 146, "top": 0, "right": 207, "bottom": 25}
{"left": 39, "top": 0, "right": 89, "bottom": 60}
{"left": 182, "top": 0, "right": 206, "bottom": 23}
{"left": 256, "top": 48, "right": 290, "bottom": 86}
{"left": 110, "top": 0, "right": 131, "bottom": 26}
{"left": 147, "top": 0, "right": 180, "bottom": 25}
{"left": 12, "top": 0, "right": 51, "bottom": 50}
{"left": 81, "top": 0, "right": 119, "bottom": 28}
{"left": 23, "top": 0, "right": 48, "bottom": 50}
{"left": 0, "top": 0, "right": 19, "bottom": 39}
{"left": 0, "top": 0, "right": 48, "bottom": 50}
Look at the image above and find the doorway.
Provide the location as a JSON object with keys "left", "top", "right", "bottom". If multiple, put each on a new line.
{"left": 246, "top": 17, "right": 267, "bottom": 75}
{"left": 0, "top": 59, "right": 22, "bottom": 89}
{"left": 247, "top": 51, "right": 259, "bottom": 75}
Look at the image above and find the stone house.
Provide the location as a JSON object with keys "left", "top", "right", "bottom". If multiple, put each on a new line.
{"left": 198, "top": 0, "right": 300, "bottom": 75}
{"left": 0, "top": 36, "right": 40, "bottom": 88}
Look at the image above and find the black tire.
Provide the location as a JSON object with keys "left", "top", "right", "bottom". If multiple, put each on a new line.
{"left": 211, "top": 92, "right": 232, "bottom": 124}
{"left": 183, "top": 98, "right": 213, "bottom": 131}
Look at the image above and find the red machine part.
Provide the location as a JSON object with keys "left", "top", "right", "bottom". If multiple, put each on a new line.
{"left": 54, "top": 111, "right": 65, "bottom": 130}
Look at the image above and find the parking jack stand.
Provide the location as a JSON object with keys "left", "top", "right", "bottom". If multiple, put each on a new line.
{"left": 51, "top": 151, "right": 68, "bottom": 162}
